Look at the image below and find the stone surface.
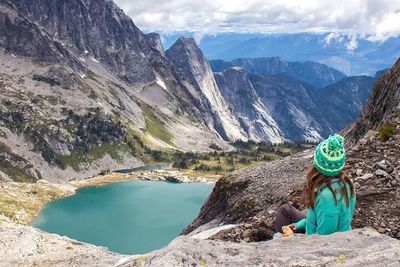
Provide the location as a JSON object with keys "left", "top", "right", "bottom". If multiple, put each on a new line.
{"left": 0, "top": 222, "right": 125, "bottom": 266}
{"left": 118, "top": 228, "right": 400, "bottom": 267}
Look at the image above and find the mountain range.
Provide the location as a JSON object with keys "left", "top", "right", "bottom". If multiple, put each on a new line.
{"left": 162, "top": 32, "right": 400, "bottom": 76}
{"left": 0, "top": 0, "right": 388, "bottom": 181}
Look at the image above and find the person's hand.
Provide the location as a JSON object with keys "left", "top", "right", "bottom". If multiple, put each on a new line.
{"left": 282, "top": 224, "right": 295, "bottom": 237}
{"left": 288, "top": 224, "right": 297, "bottom": 233}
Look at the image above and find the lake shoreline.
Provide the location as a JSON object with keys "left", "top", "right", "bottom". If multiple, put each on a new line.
{"left": 32, "top": 180, "right": 214, "bottom": 255}
{"left": 0, "top": 168, "right": 220, "bottom": 225}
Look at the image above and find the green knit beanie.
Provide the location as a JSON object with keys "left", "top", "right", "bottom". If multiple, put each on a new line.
{"left": 313, "top": 134, "right": 346, "bottom": 177}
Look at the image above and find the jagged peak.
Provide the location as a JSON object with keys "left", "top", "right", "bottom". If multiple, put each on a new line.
{"left": 166, "top": 37, "right": 202, "bottom": 57}
{"left": 175, "top": 37, "right": 197, "bottom": 46}
{"left": 165, "top": 36, "right": 209, "bottom": 76}
{"left": 145, "top": 32, "right": 165, "bottom": 56}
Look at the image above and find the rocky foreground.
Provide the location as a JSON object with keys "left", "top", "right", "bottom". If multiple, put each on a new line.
{"left": 119, "top": 228, "right": 400, "bottom": 267}
{"left": 0, "top": 222, "right": 124, "bottom": 266}
{"left": 1, "top": 221, "right": 400, "bottom": 267}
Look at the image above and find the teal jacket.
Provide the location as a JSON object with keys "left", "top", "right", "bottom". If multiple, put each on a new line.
{"left": 295, "top": 180, "right": 356, "bottom": 235}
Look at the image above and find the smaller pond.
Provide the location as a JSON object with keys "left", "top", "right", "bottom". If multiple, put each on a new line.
{"left": 112, "top": 163, "right": 173, "bottom": 174}
{"left": 32, "top": 180, "right": 213, "bottom": 255}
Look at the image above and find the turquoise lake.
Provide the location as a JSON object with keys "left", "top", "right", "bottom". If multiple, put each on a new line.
{"left": 32, "top": 180, "right": 213, "bottom": 255}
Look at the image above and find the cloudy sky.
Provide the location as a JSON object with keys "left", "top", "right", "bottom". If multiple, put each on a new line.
{"left": 114, "top": 0, "right": 400, "bottom": 42}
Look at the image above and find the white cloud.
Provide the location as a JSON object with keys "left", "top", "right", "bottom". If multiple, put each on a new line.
{"left": 114, "top": 0, "right": 400, "bottom": 42}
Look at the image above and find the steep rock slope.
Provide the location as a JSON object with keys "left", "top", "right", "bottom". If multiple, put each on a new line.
{"left": 0, "top": 0, "right": 232, "bottom": 181}
{"left": 213, "top": 67, "right": 283, "bottom": 142}
{"left": 145, "top": 32, "right": 165, "bottom": 57}
{"left": 345, "top": 59, "right": 400, "bottom": 143}
{"left": 184, "top": 59, "right": 400, "bottom": 241}
{"left": 249, "top": 74, "right": 336, "bottom": 142}
{"left": 0, "top": 0, "right": 83, "bottom": 70}
{"left": 166, "top": 38, "right": 246, "bottom": 141}
{"left": 210, "top": 57, "right": 347, "bottom": 87}
{"left": 8, "top": 0, "right": 156, "bottom": 84}
{"left": 323, "top": 76, "right": 376, "bottom": 123}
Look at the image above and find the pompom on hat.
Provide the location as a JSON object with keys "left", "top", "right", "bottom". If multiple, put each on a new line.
{"left": 313, "top": 134, "right": 346, "bottom": 177}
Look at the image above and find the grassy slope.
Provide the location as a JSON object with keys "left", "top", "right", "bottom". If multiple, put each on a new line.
{"left": 141, "top": 104, "right": 174, "bottom": 147}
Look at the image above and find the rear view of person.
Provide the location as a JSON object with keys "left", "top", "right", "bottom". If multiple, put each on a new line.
{"left": 275, "top": 134, "right": 356, "bottom": 235}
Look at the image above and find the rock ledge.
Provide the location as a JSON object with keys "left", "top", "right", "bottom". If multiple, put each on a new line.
{"left": 118, "top": 228, "right": 400, "bottom": 267}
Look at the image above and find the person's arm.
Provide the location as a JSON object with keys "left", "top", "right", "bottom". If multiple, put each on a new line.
{"left": 314, "top": 190, "right": 339, "bottom": 235}
{"left": 294, "top": 218, "right": 306, "bottom": 232}
{"left": 294, "top": 208, "right": 316, "bottom": 233}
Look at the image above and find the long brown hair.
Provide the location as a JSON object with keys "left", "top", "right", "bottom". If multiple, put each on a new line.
{"left": 304, "top": 166, "right": 355, "bottom": 208}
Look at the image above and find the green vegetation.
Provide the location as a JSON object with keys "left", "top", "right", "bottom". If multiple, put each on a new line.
{"left": 141, "top": 104, "right": 174, "bottom": 146}
{"left": 147, "top": 141, "right": 312, "bottom": 174}
{"left": 209, "top": 143, "right": 222, "bottom": 150}
{"left": 55, "top": 142, "right": 133, "bottom": 171}
{"left": 0, "top": 93, "right": 310, "bottom": 176}
{"left": 379, "top": 123, "right": 396, "bottom": 141}
{"left": 0, "top": 142, "right": 37, "bottom": 182}
{"left": 0, "top": 180, "right": 72, "bottom": 224}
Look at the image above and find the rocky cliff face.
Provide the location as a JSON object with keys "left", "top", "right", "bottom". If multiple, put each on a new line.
{"left": 166, "top": 37, "right": 246, "bottom": 141}
{"left": 250, "top": 74, "right": 336, "bottom": 142}
{"left": 145, "top": 32, "right": 165, "bottom": 57}
{"left": 213, "top": 59, "right": 375, "bottom": 142}
{"left": 345, "top": 59, "right": 400, "bottom": 143}
{"left": 210, "top": 57, "right": 347, "bottom": 87}
{"left": 8, "top": 0, "right": 157, "bottom": 84}
{"left": 214, "top": 67, "right": 283, "bottom": 142}
{"left": 0, "top": 1, "right": 83, "bottom": 70}
{"left": 323, "top": 76, "right": 376, "bottom": 123}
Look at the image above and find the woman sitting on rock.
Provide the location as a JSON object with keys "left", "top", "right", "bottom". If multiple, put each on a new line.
{"left": 275, "top": 134, "right": 356, "bottom": 236}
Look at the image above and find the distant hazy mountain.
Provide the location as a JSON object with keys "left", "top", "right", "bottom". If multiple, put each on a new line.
{"left": 210, "top": 57, "right": 346, "bottom": 87}
{"left": 213, "top": 62, "right": 376, "bottom": 142}
{"left": 161, "top": 32, "right": 400, "bottom": 76}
